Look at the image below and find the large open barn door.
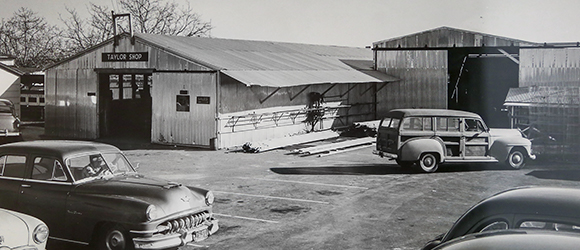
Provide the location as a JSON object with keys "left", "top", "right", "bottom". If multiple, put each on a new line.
{"left": 98, "top": 73, "right": 152, "bottom": 140}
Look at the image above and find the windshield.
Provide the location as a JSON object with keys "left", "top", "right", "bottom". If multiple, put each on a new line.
{"left": 66, "top": 152, "right": 135, "bottom": 182}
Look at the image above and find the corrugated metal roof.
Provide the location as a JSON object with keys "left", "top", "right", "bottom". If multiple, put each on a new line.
{"left": 504, "top": 86, "right": 580, "bottom": 106}
{"left": 135, "top": 33, "right": 398, "bottom": 87}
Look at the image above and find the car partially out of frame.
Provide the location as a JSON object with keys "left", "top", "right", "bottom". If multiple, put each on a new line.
{"left": 0, "top": 140, "right": 218, "bottom": 250}
{"left": 0, "top": 207, "right": 49, "bottom": 250}
{"left": 429, "top": 230, "right": 580, "bottom": 250}
{"left": 422, "top": 186, "right": 580, "bottom": 250}
{"left": 373, "top": 108, "right": 535, "bottom": 173}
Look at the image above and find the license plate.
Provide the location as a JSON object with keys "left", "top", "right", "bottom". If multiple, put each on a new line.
{"left": 192, "top": 228, "right": 209, "bottom": 242}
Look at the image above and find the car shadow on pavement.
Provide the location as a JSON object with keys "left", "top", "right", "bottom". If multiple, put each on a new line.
{"left": 270, "top": 163, "right": 510, "bottom": 175}
{"left": 526, "top": 170, "right": 580, "bottom": 182}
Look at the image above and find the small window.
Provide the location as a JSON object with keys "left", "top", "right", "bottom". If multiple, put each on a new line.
{"left": 380, "top": 118, "right": 393, "bottom": 128}
{"left": 29, "top": 97, "right": 37, "bottom": 103}
{"left": 20, "top": 97, "right": 27, "bottom": 102}
{"left": 403, "top": 117, "right": 423, "bottom": 131}
{"left": 465, "top": 119, "right": 485, "bottom": 132}
{"left": 519, "top": 221, "right": 580, "bottom": 233}
{"left": 389, "top": 118, "right": 400, "bottom": 129}
{"left": 0, "top": 155, "right": 27, "bottom": 178}
{"left": 424, "top": 117, "right": 433, "bottom": 131}
{"left": 176, "top": 95, "right": 190, "bottom": 112}
{"left": 448, "top": 118, "right": 460, "bottom": 131}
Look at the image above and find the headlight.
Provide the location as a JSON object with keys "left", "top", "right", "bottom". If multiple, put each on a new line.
{"left": 33, "top": 224, "right": 49, "bottom": 244}
{"left": 146, "top": 205, "right": 158, "bottom": 221}
{"left": 205, "top": 191, "right": 214, "bottom": 206}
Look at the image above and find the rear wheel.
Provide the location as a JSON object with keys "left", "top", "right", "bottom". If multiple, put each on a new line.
{"left": 418, "top": 153, "right": 438, "bottom": 173}
{"left": 506, "top": 149, "right": 526, "bottom": 169}
{"left": 95, "top": 224, "right": 132, "bottom": 250}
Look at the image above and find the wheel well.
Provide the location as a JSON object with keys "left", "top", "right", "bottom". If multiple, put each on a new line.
{"left": 510, "top": 146, "right": 527, "bottom": 155}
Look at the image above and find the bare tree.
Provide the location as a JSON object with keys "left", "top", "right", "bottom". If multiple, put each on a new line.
{"left": 61, "top": 0, "right": 212, "bottom": 53}
{"left": 0, "top": 8, "right": 64, "bottom": 68}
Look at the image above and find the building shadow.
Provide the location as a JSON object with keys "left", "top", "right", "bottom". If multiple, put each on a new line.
{"left": 526, "top": 170, "right": 580, "bottom": 182}
{"left": 270, "top": 163, "right": 510, "bottom": 175}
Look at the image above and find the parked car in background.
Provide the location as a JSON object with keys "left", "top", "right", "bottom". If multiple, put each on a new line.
{"left": 0, "top": 140, "right": 218, "bottom": 250}
{"left": 422, "top": 186, "right": 580, "bottom": 250}
{"left": 373, "top": 109, "right": 535, "bottom": 173}
{"left": 430, "top": 230, "right": 580, "bottom": 250}
{"left": 0, "top": 207, "right": 49, "bottom": 250}
{"left": 0, "top": 99, "right": 21, "bottom": 139}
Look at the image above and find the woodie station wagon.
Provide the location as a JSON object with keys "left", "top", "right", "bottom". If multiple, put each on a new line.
{"left": 373, "top": 109, "right": 535, "bottom": 173}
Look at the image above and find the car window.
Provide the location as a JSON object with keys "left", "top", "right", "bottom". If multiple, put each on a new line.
{"left": 101, "top": 152, "right": 134, "bottom": 173}
{"left": 402, "top": 117, "right": 432, "bottom": 131}
{"left": 31, "top": 157, "right": 67, "bottom": 181}
{"left": 67, "top": 153, "right": 134, "bottom": 181}
{"left": 380, "top": 117, "right": 400, "bottom": 129}
{"left": 519, "top": 221, "right": 580, "bottom": 233}
{"left": 380, "top": 118, "right": 392, "bottom": 128}
{"left": 480, "top": 221, "right": 509, "bottom": 232}
{"left": 465, "top": 119, "right": 485, "bottom": 132}
{"left": 0, "top": 155, "right": 27, "bottom": 178}
{"left": 436, "top": 117, "right": 460, "bottom": 132}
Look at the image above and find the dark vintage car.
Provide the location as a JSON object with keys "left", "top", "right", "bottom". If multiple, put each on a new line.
{"left": 431, "top": 230, "right": 580, "bottom": 250}
{"left": 422, "top": 186, "right": 580, "bottom": 250}
{"left": 0, "top": 207, "right": 49, "bottom": 250}
{"left": 0, "top": 140, "right": 218, "bottom": 250}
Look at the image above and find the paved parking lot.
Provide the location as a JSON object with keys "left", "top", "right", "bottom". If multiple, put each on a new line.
{"left": 25, "top": 124, "right": 579, "bottom": 250}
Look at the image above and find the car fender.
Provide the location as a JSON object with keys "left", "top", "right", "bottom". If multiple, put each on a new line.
{"left": 399, "top": 137, "right": 445, "bottom": 162}
{"left": 65, "top": 193, "right": 152, "bottom": 244}
{"left": 489, "top": 137, "right": 533, "bottom": 161}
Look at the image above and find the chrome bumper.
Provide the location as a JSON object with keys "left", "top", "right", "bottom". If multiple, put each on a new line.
{"left": 132, "top": 218, "right": 218, "bottom": 250}
{"left": 372, "top": 150, "right": 398, "bottom": 159}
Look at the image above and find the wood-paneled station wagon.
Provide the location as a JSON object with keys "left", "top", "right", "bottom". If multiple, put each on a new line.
{"left": 0, "top": 140, "right": 218, "bottom": 250}
{"left": 373, "top": 109, "right": 535, "bottom": 173}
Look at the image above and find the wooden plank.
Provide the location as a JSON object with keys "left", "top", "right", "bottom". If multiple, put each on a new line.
{"left": 298, "top": 137, "right": 375, "bottom": 155}
{"left": 244, "top": 130, "right": 339, "bottom": 153}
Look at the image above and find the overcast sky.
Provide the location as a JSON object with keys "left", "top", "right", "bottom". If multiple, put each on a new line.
{"left": 2, "top": 0, "right": 580, "bottom": 47}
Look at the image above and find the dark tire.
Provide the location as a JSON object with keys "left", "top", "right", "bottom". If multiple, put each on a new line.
{"left": 506, "top": 149, "right": 526, "bottom": 170}
{"left": 418, "top": 153, "right": 438, "bottom": 173}
{"left": 396, "top": 159, "right": 414, "bottom": 168}
{"left": 94, "top": 224, "right": 132, "bottom": 250}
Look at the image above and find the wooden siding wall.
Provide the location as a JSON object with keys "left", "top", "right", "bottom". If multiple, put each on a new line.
{"left": 520, "top": 48, "right": 580, "bottom": 87}
{"left": 152, "top": 72, "right": 217, "bottom": 147}
{"left": 45, "top": 35, "right": 212, "bottom": 139}
{"left": 217, "top": 76, "right": 377, "bottom": 149}
{"left": 375, "top": 50, "right": 448, "bottom": 117}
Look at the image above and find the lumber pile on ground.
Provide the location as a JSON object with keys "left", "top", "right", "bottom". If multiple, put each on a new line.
{"left": 241, "top": 130, "right": 339, "bottom": 153}
{"left": 291, "top": 137, "right": 375, "bottom": 157}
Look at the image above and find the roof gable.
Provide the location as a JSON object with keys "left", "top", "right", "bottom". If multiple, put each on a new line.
{"left": 374, "top": 26, "right": 540, "bottom": 49}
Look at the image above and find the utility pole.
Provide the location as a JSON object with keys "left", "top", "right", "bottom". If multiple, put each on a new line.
{"left": 112, "top": 11, "right": 133, "bottom": 46}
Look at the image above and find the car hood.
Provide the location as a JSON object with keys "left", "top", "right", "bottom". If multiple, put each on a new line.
{"left": 489, "top": 128, "right": 523, "bottom": 138}
{"left": 0, "top": 209, "right": 35, "bottom": 247}
{"left": 73, "top": 173, "right": 208, "bottom": 216}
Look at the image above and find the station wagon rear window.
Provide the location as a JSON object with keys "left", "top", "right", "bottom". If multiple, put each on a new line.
{"left": 380, "top": 117, "right": 401, "bottom": 129}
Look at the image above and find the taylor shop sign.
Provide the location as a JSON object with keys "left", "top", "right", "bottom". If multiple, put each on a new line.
{"left": 102, "top": 52, "right": 148, "bottom": 62}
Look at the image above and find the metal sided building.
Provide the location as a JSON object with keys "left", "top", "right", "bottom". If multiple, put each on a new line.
{"left": 504, "top": 44, "right": 580, "bottom": 155}
{"left": 44, "top": 33, "right": 397, "bottom": 149}
{"left": 372, "top": 26, "right": 539, "bottom": 127}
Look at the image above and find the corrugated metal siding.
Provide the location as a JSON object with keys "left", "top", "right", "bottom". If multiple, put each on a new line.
{"left": 520, "top": 48, "right": 580, "bottom": 87}
{"left": 375, "top": 50, "right": 448, "bottom": 116}
{"left": 151, "top": 72, "right": 217, "bottom": 147}
{"left": 374, "top": 27, "right": 538, "bottom": 49}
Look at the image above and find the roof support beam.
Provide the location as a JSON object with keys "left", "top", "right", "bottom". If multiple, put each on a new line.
{"left": 289, "top": 85, "right": 310, "bottom": 101}
{"left": 259, "top": 87, "right": 282, "bottom": 104}
{"left": 497, "top": 49, "right": 520, "bottom": 64}
{"left": 340, "top": 84, "right": 358, "bottom": 98}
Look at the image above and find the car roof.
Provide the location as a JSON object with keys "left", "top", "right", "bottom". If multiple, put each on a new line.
{"left": 444, "top": 186, "right": 580, "bottom": 240}
{"left": 386, "top": 109, "right": 481, "bottom": 119}
{"left": 0, "top": 140, "right": 122, "bottom": 159}
{"left": 436, "top": 230, "right": 580, "bottom": 250}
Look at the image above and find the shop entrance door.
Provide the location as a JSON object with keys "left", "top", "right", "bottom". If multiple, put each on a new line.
{"left": 99, "top": 73, "right": 152, "bottom": 140}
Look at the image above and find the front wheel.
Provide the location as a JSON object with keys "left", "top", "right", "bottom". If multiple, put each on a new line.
{"left": 506, "top": 149, "right": 526, "bottom": 169}
{"left": 95, "top": 224, "right": 132, "bottom": 250}
{"left": 418, "top": 153, "right": 439, "bottom": 173}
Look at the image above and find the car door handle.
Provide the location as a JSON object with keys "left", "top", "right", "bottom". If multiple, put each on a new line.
{"left": 21, "top": 184, "right": 31, "bottom": 188}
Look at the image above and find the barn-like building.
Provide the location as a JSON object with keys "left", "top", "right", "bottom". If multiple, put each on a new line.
{"left": 43, "top": 33, "right": 397, "bottom": 149}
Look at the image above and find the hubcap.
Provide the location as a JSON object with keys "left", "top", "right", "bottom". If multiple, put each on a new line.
{"left": 107, "top": 230, "right": 125, "bottom": 250}
{"left": 512, "top": 154, "right": 522, "bottom": 164}
{"left": 423, "top": 156, "right": 434, "bottom": 167}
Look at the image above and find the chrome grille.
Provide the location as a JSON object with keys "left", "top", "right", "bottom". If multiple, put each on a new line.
{"left": 159, "top": 212, "right": 210, "bottom": 234}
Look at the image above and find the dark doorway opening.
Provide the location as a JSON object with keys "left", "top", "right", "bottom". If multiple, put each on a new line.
{"left": 99, "top": 73, "right": 152, "bottom": 140}
{"left": 448, "top": 50, "right": 519, "bottom": 128}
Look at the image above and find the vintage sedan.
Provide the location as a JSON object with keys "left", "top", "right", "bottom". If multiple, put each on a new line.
{"left": 0, "top": 99, "right": 21, "bottom": 139}
{"left": 0, "top": 140, "right": 218, "bottom": 250}
{"left": 431, "top": 230, "right": 580, "bottom": 250}
{"left": 422, "top": 186, "right": 580, "bottom": 250}
{"left": 0, "top": 208, "right": 49, "bottom": 250}
{"left": 373, "top": 109, "right": 535, "bottom": 173}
